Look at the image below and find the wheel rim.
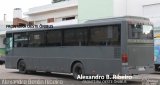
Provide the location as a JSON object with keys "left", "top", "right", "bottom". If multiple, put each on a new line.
{"left": 75, "top": 66, "right": 82, "bottom": 75}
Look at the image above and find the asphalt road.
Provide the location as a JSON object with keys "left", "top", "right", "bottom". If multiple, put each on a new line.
{"left": 1, "top": 65, "right": 160, "bottom": 85}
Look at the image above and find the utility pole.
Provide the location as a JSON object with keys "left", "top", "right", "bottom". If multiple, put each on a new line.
{"left": 3, "top": 14, "right": 6, "bottom": 28}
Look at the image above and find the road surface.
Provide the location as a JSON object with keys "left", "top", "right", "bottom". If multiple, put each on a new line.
{"left": 1, "top": 65, "right": 160, "bottom": 85}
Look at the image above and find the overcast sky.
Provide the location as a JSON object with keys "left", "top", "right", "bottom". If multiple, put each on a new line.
{"left": 0, "top": 0, "right": 51, "bottom": 21}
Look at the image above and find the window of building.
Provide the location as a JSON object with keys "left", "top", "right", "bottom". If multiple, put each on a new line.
{"left": 28, "top": 31, "right": 45, "bottom": 47}
{"left": 28, "top": 21, "right": 34, "bottom": 25}
{"left": 62, "top": 16, "right": 75, "bottom": 21}
{"left": 47, "top": 18, "right": 54, "bottom": 23}
{"left": 52, "top": 0, "right": 66, "bottom": 3}
{"left": 46, "top": 30, "right": 62, "bottom": 46}
{"left": 14, "top": 33, "right": 28, "bottom": 47}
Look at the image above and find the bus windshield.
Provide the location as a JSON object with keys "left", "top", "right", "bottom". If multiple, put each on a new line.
{"left": 128, "top": 24, "right": 153, "bottom": 39}
{"left": 6, "top": 35, "right": 13, "bottom": 54}
{"left": 128, "top": 24, "right": 153, "bottom": 44}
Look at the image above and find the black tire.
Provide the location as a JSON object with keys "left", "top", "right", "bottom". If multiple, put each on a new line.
{"left": 72, "top": 63, "right": 85, "bottom": 80}
{"left": 0, "top": 61, "right": 4, "bottom": 65}
{"left": 27, "top": 70, "right": 36, "bottom": 74}
{"left": 18, "top": 60, "right": 27, "bottom": 74}
{"left": 155, "top": 64, "right": 160, "bottom": 71}
{"left": 46, "top": 72, "right": 52, "bottom": 74}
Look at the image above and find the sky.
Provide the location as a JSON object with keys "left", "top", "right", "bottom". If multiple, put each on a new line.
{"left": 0, "top": 0, "right": 51, "bottom": 21}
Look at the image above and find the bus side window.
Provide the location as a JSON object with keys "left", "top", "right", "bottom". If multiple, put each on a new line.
{"left": 64, "top": 29, "right": 77, "bottom": 46}
{"left": 63, "top": 28, "right": 88, "bottom": 46}
{"left": 88, "top": 25, "right": 120, "bottom": 46}
{"left": 14, "top": 33, "right": 28, "bottom": 47}
{"left": 89, "top": 26, "right": 108, "bottom": 46}
{"left": 46, "top": 30, "right": 62, "bottom": 46}
{"left": 28, "top": 31, "right": 45, "bottom": 47}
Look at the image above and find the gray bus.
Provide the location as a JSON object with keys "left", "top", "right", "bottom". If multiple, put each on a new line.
{"left": 5, "top": 16, "right": 154, "bottom": 79}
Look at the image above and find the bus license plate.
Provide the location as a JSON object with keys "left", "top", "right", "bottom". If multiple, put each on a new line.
{"left": 138, "top": 67, "right": 145, "bottom": 71}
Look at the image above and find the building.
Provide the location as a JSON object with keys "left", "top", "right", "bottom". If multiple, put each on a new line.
{"left": 11, "top": 0, "right": 78, "bottom": 26}
{"left": 24, "top": 0, "right": 78, "bottom": 26}
{"left": 78, "top": 0, "right": 160, "bottom": 37}
{"left": 78, "top": 0, "right": 160, "bottom": 27}
{"left": 0, "top": 0, "right": 78, "bottom": 56}
{"left": 12, "top": 0, "right": 160, "bottom": 27}
{"left": 78, "top": 0, "right": 113, "bottom": 23}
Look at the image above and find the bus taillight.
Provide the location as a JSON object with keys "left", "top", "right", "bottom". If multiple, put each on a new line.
{"left": 122, "top": 53, "right": 128, "bottom": 63}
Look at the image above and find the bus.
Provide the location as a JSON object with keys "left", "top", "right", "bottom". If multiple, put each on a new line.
{"left": 5, "top": 16, "right": 154, "bottom": 79}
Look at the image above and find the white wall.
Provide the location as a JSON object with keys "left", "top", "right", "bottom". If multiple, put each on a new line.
{"left": 35, "top": 20, "right": 47, "bottom": 25}
{"left": 48, "top": 19, "right": 78, "bottom": 26}
{"left": 113, "top": 0, "right": 160, "bottom": 27}
{"left": 26, "top": 0, "right": 77, "bottom": 15}
{"left": 142, "top": 0, "right": 160, "bottom": 5}
{"left": 113, "top": 0, "right": 144, "bottom": 17}
{"left": 143, "top": 0, "right": 160, "bottom": 28}
{"left": 142, "top": 0, "right": 160, "bottom": 17}
{"left": 143, "top": 4, "right": 160, "bottom": 18}
{"left": 126, "top": 0, "right": 144, "bottom": 16}
{"left": 114, "top": 0, "right": 160, "bottom": 17}
{"left": 113, "top": 0, "right": 143, "bottom": 17}
{"left": 28, "top": 7, "right": 78, "bottom": 22}
{"left": 113, "top": 0, "right": 127, "bottom": 17}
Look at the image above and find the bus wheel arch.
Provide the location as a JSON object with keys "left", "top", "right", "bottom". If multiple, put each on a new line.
{"left": 17, "top": 59, "right": 27, "bottom": 74}
{"left": 17, "top": 59, "right": 24, "bottom": 69}
{"left": 71, "top": 61, "right": 85, "bottom": 79}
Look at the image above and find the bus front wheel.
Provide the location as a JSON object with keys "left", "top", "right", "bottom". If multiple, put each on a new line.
{"left": 72, "top": 63, "right": 85, "bottom": 79}
{"left": 18, "top": 60, "right": 27, "bottom": 74}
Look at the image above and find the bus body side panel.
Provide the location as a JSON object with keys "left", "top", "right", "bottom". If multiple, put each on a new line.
{"left": 5, "top": 56, "right": 18, "bottom": 69}
{"left": 127, "top": 45, "right": 154, "bottom": 74}
{"left": 5, "top": 46, "right": 122, "bottom": 75}
{"left": 83, "top": 59, "right": 121, "bottom": 75}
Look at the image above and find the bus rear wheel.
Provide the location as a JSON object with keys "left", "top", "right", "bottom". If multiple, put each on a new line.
{"left": 155, "top": 64, "right": 160, "bottom": 71}
{"left": 72, "top": 63, "right": 84, "bottom": 79}
{"left": 18, "top": 60, "right": 27, "bottom": 74}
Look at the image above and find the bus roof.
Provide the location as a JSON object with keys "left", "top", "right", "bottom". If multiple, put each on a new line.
{"left": 6, "top": 16, "right": 150, "bottom": 34}
{"left": 85, "top": 16, "right": 149, "bottom": 23}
